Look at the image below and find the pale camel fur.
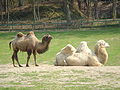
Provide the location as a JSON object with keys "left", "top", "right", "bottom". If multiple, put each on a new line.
{"left": 55, "top": 44, "right": 76, "bottom": 66}
{"left": 55, "top": 40, "right": 106, "bottom": 66}
{"left": 76, "top": 41, "right": 92, "bottom": 55}
{"left": 55, "top": 43, "right": 102, "bottom": 66}
{"left": 94, "top": 40, "right": 109, "bottom": 64}
{"left": 65, "top": 51, "right": 103, "bottom": 66}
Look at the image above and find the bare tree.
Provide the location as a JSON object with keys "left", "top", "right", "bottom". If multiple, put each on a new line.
{"left": 64, "top": 0, "right": 71, "bottom": 23}
{"left": 94, "top": 0, "right": 99, "bottom": 19}
{"left": 0, "top": 0, "right": 6, "bottom": 21}
{"left": 0, "top": 0, "right": 6, "bottom": 12}
{"left": 113, "top": 0, "right": 117, "bottom": 19}
{"left": 86, "top": 0, "right": 92, "bottom": 20}
{"left": 18, "top": 0, "right": 24, "bottom": 7}
{"left": 77, "top": 0, "right": 82, "bottom": 10}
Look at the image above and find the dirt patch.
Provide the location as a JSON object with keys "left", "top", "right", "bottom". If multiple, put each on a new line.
{"left": 0, "top": 64, "right": 120, "bottom": 89}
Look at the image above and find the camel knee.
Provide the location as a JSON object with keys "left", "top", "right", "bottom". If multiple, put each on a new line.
{"left": 27, "top": 50, "right": 32, "bottom": 60}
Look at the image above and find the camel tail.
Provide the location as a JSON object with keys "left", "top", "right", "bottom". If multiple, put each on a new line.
{"left": 9, "top": 41, "right": 12, "bottom": 49}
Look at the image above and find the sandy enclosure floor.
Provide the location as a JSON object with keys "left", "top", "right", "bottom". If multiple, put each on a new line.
{"left": 0, "top": 64, "right": 120, "bottom": 89}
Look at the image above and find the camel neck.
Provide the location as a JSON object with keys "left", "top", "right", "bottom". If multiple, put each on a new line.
{"left": 96, "top": 47, "right": 108, "bottom": 64}
{"left": 36, "top": 41, "right": 50, "bottom": 54}
{"left": 42, "top": 41, "right": 50, "bottom": 47}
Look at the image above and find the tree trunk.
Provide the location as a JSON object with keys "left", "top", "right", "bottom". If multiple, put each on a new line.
{"left": 37, "top": 3, "right": 40, "bottom": 20}
{"left": 86, "top": 0, "right": 92, "bottom": 20}
{"left": 113, "top": 0, "right": 117, "bottom": 19}
{"left": 72, "top": 0, "right": 88, "bottom": 18}
{"left": 18, "top": 0, "right": 24, "bottom": 7}
{"left": 7, "top": 0, "right": 9, "bottom": 24}
{"left": 77, "top": 0, "right": 82, "bottom": 10}
{"left": 0, "top": 0, "right": 4, "bottom": 21}
{"left": 1, "top": 0, "right": 7, "bottom": 12}
{"left": 64, "top": 0, "right": 71, "bottom": 23}
{"left": 94, "top": 0, "right": 99, "bottom": 19}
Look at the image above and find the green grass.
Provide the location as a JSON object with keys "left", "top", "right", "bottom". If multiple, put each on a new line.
{"left": 0, "top": 27, "right": 120, "bottom": 66}
{"left": 0, "top": 27, "right": 120, "bottom": 89}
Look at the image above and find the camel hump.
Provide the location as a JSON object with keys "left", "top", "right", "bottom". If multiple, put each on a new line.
{"left": 27, "top": 31, "right": 34, "bottom": 36}
{"left": 17, "top": 32, "right": 24, "bottom": 38}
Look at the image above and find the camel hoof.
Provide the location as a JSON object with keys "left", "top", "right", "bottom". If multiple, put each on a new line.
{"left": 35, "top": 64, "right": 39, "bottom": 66}
{"left": 13, "top": 65, "right": 17, "bottom": 67}
{"left": 26, "top": 65, "right": 29, "bottom": 67}
{"left": 19, "top": 65, "right": 23, "bottom": 67}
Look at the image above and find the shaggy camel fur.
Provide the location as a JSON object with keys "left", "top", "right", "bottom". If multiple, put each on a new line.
{"left": 65, "top": 53, "right": 103, "bottom": 66}
{"left": 55, "top": 44, "right": 76, "bottom": 66}
{"left": 94, "top": 40, "right": 110, "bottom": 64}
{"left": 9, "top": 31, "right": 53, "bottom": 67}
{"left": 76, "top": 41, "right": 92, "bottom": 55}
{"left": 55, "top": 41, "right": 104, "bottom": 66}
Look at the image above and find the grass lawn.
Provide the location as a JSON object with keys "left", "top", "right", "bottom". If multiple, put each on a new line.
{"left": 0, "top": 27, "right": 120, "bottom": 66}
{"left": 0, "top": 27, "right": 120, "bottom": 90}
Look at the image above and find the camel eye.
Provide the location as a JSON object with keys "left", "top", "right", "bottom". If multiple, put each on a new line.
{"left": 45, "top": 36, "right": 49, "bottom": 40}
{"left": 102, "top": 43, "right": 105, "bottom": 46}
{"left": 46, "top": 36, "right": 48, "bottom": 38}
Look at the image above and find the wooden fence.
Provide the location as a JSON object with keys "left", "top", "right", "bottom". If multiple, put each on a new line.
{"left": 0, "top": 19, "right": 120, "bottom": 31}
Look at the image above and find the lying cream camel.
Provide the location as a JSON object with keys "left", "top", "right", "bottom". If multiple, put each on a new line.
{"left": 55, "top": 40, "right": 107, "bottom": 66}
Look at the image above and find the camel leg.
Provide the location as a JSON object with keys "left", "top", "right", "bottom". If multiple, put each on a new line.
{"left": 92, "top": 58, "right": 103, "bottom": 66}
{"left": 88, "top": 56, "right": 103, "bottom": 66}
{"left": 92, "top": 62, "right": 103, "bottom": 66}
{"left": 14, "top": 50, "right": 22, "bottom": 67}
{"left": 33, "top": 51, "right": 38, "bottom": 66}
{"left": 12, "top": 53, "right": 16, "bottom": 67}
{"left": 26, "top": 49, "right": 32, "bottom": 67}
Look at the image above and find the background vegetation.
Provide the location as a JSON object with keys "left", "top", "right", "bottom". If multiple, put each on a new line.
{"left": 0, "top": 0, "right": 120, "bottom": 22}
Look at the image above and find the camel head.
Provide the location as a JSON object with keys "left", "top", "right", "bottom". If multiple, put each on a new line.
{"left": 42, "top": 34, "right": 53, "bottom": 43}
{"left": 61, "top": 44, "right": 76, "bottom": 55}
{"left": 96, "top": 40, "right": 110, "bottom": 48}
{"left": 95, "top": 40, "right": 110, "bottom": 55}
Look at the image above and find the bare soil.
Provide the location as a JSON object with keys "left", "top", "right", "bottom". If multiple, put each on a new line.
{"left": 0, "top": 64, "right": 120, "bottom": 89}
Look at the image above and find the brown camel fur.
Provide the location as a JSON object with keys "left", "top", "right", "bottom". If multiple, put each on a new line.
{"left": 9, "top": 31, "right": 53, "bottom": 67}
{"left": 94, "top": 40, "right": 109, "bottom": 65}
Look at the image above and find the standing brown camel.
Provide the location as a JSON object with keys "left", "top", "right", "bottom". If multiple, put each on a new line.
{"left": 9, "top": 31, "right": 53, "bottom": 67}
